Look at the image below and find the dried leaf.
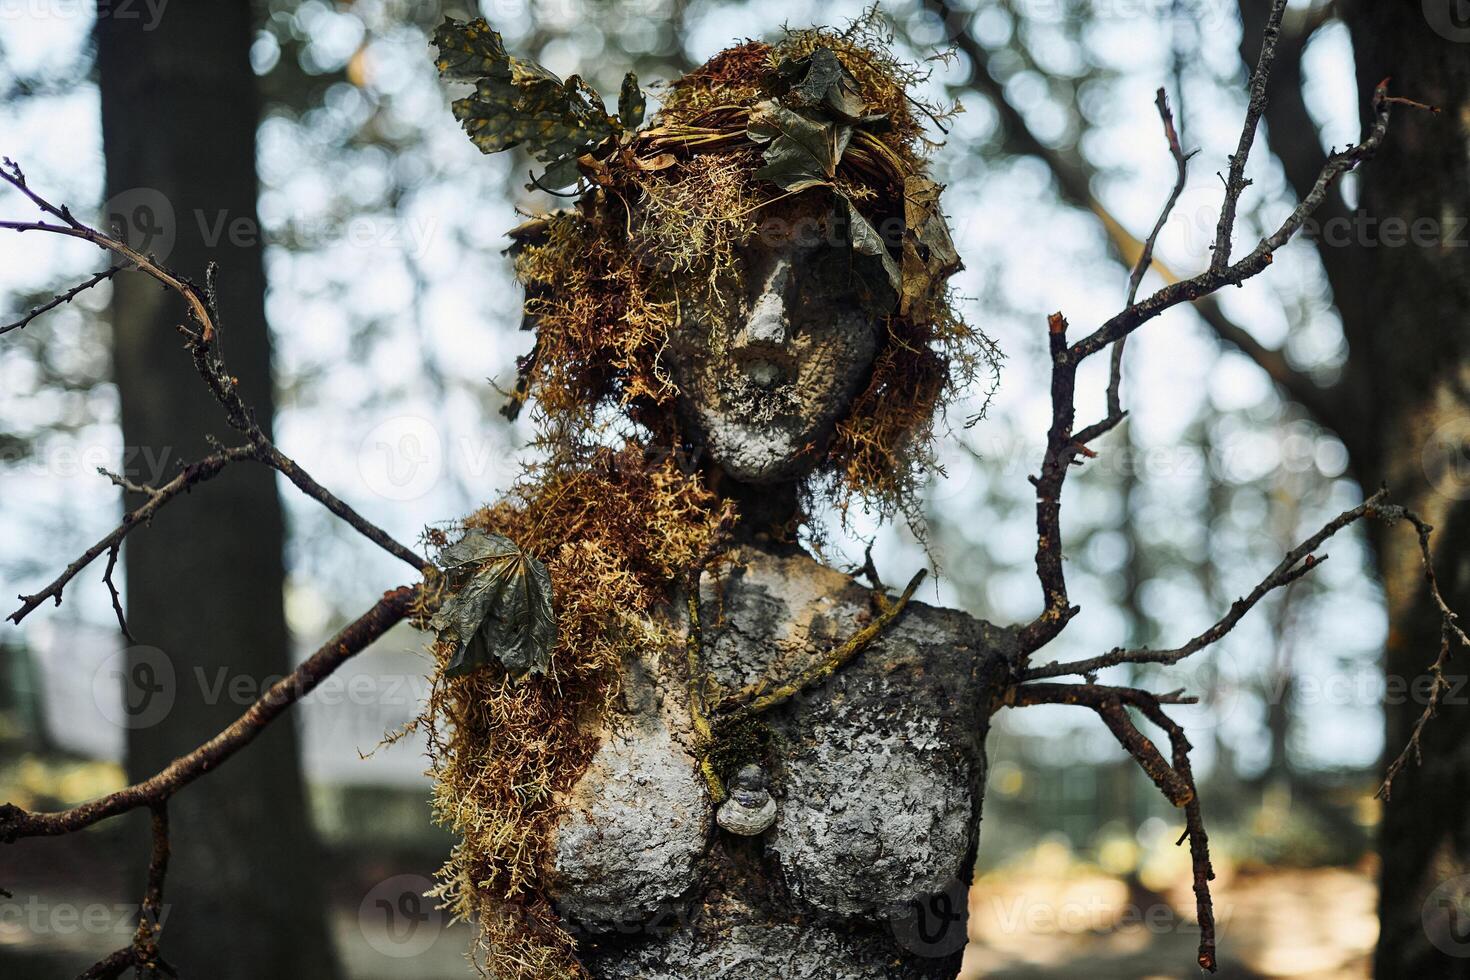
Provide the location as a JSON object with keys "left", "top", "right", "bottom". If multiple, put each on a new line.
{"left": 431, "top": 17, "right": 510, "bottom": 81}
{"left": 618, "top": 72, "right": 647, "bottom": 131}
{"left": 433, "top": 18, "right": 619, "bottom": 188}
{"left": 747, "top": 100, "right": 852, "bottom": 193}
{"left": 632, "top": 152, "right": 677, "bottom": 172}
{"left": 430, "top": 530, "right": 556, "bottom": 680}
{"left": 900, "top": 175, "right": 962, "bottom": 321}
{"left": 773, "top": 46, "right": 881, "bottom": 123}
{"left": 843, "top": 197, "right": 900, "bottom": 297}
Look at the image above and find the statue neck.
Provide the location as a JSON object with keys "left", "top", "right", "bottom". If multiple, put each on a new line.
{"left": 714, "top": 472, "right": 805, "bottom": 552}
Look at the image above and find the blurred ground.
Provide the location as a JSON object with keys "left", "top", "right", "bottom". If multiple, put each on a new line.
{"left": 961, "top": 862, "right": 1376, "bottom": 979}
{"left": 4, "top": 823, "right": 1375, "bottom": 979}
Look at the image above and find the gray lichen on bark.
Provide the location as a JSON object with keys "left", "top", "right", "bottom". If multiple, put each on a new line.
{"left": 548, "top": 544, "right": 1014, "bottom": 976}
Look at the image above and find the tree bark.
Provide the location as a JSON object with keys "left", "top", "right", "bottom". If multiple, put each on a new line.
{"left": 1335, "top": 3, "right": 1470, "bottom": 976}
{"left": 95, "top": 2, "right": 340, "bottom": 976}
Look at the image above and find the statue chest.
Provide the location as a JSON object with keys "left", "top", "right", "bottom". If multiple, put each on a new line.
{"left": 547, "top": 546, "right": 1013, "bottom": 970}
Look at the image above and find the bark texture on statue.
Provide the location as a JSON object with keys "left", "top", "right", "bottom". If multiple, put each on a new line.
{"left": 549, "top": 545, "right": 1012, "bottom": 977}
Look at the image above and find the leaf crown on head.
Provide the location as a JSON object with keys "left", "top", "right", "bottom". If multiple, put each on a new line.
{"left": 431, "top": 14, "right": 998, "bottom": 527}
{"left": 432, "top": 15, "right": 963, "bottom": 323}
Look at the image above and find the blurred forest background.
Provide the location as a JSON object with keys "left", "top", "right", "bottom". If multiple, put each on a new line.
{"left": 1, "top": 1, "right": 1465, "bottom": 978}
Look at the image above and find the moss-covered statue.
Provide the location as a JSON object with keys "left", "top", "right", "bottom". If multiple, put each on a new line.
{"left": 418, "top": 15, "right": 1010, "bottom": 978}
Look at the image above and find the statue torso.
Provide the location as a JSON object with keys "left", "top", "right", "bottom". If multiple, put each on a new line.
{"left": 547, "top": 545, "right": 1013, "bottom": 978}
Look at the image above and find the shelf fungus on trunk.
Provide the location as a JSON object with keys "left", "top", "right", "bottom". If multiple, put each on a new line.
{"left": 714, "top": 763, "right": 778, "bottom": 836}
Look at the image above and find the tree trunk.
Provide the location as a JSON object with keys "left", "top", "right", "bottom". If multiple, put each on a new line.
{"left": 1336, "top": 3, "right": 1470, "bottom": 975}
{"left": 95, "top": 2, "right": 340, "bottom": 976}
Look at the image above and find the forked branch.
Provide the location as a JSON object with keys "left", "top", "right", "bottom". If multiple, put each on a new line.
{"left": 1, "top": 159, "right": 435, "bottom": 978}
{"left": 0, "top": 161, "right": 427, "bottom": 631}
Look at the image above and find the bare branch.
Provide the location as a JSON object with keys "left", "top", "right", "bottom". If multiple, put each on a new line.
{"left": 0, "top": 264, "right": 122, "bottom": 337}
{"left": 1, "top": 157, "right": 86, "bottom": 228}
{"left": 924, "top": 0, "right": 1350, "bottom": 434}
{"left": 2, "top": 170, "right": 428, "bottom": 612}
{"left": 1375, "top": 506, "right": 1470, "bottom": 799}
{"left": 1211, "top": 0, "right": 1289, "bottom": 272}
{"left": 1007, "top": 682, "right": 1217, "bottom": 971}
{"left": 1072, "top": 78, "right": 1414, "bottom": 363}
{"left": 0, "top": 585, "right": 419, "bottom": 841}
{"left": 102, "top": 542, "right": 133, "bottom": 642}
{"left": 717, "top": 567, "right": 928, "bottom": 720}
{"left": 1127, "top": 89, "right": 1193, "bottom": 310}
{"left": 1015, "top": 312, "right": 1082, "bottom": 651}
{"left": 76, "top": 802, "right": 175, "bottom": 979}
{"left": 8, "top": 446, "right": 255, "bottom": 625}
{"left": 1026, "top": 488, "right": 1386, "bottom": 680}
{"left": 1083, "top": 87, "right": 1195, "bottom": 445}
{"left": 1014, "top": 78, "right": 1420, "bottom": 658}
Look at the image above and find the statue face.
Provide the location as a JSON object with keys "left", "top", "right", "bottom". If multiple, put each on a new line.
{"left": 664, "top": 196, "right": 893, "bottom": 484}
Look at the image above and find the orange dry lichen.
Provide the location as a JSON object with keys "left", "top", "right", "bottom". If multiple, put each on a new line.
{"left": 418, "top": 446, "right": 726, "bottom": 977}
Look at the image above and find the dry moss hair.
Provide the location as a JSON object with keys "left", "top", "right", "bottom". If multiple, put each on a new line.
{"left": 416, "top": 443, "right": 728, "bottom": 977}
{"left": 418, "top": 10, "right": 997, "bottom": 976}
{"left": 507, "top": 10, "right": 999, "bottom": 529}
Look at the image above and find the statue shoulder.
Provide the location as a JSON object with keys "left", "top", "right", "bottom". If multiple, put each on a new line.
{"left": 702, "top": 544, "right": 1015, "bottom": 694}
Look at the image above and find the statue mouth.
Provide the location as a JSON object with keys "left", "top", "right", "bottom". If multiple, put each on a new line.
{"left": 712, "top": 364, "right": 802, "bottom": 427}
{"left": 734, "top": 350, "right": 797, "bottom": 390}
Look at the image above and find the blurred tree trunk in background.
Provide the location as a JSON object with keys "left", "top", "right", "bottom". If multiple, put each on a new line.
{"left": 1335, "top": 3, "right": 1470, "bottom": 976}
{"left": 96, "top": 2, "right": 340, "bottom": 978}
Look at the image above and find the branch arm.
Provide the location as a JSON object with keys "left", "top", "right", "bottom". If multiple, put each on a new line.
{"left": 1, "top": 585, "right": 419, "bottom": 840}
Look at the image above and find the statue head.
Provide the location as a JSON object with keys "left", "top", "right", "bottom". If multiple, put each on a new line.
{"left": 665, "top": 193, "right": 892, "bottom": 484}
{"left": 500, "top": 37, "right": 993, "bottom": 523}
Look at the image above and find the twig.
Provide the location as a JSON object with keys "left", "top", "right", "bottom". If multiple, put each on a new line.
{"left": 1007, "top": 682, "right": 1216, "bottom": 971}
{"left": 718, "top": 568, "right": 928, "bottom": 720}
{"left": 1096, "top": 88, "right": 1196, "bottom": 428}
{"left": 1, "top": 164, "right": 435, "bottom": 970}
{"left": 1025, "top": 489, "right": 1386, "bottom": 680}
{"left": 1, "top": 171, "right": 427, "bottom": 586}
{"left": 683, "top": 505, "right": 737, "bottom": 802}
{"left": 925, "top": 0, "right": 1351, "bottom": 435}
{"left": 0, "top": 264, "right": 122, "bottom": 337}
{"left": 1211, "top": 0, "right": 1288, "bottom": 273}
{"left": 0, "top": 585, "right": 418, "bottom": 841}
{"left": 102, "top": 542, "right": 133, "bottom": 642}
{"left": 1071, "top": 77, "right": 1415, "bottom": 364}
{"left": 8, "top": 446, "right": 256, "bottom": 625}
{"left": 1015, "top": 76, "right": 1420, "bottom": 657}
{"left": 76, "top": 802, "right": 175, "bottom": 979}
{"left": 1015, "top": 312, "right": 1083, "bottom": 651}
{"left": 1373, "top": 504, "right": 1470, "bottom": 799}
{"left": 1010, "top": 682, "right": 1195, "bottom": 805}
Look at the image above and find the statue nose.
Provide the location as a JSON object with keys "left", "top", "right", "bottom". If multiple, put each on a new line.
{"left": 738, "top": 258, "right": 794, "bottom": 349}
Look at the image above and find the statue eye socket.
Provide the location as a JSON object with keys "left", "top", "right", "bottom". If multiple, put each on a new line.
{"left": 800, "top": 245, "right": 867, "bottom": 299}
